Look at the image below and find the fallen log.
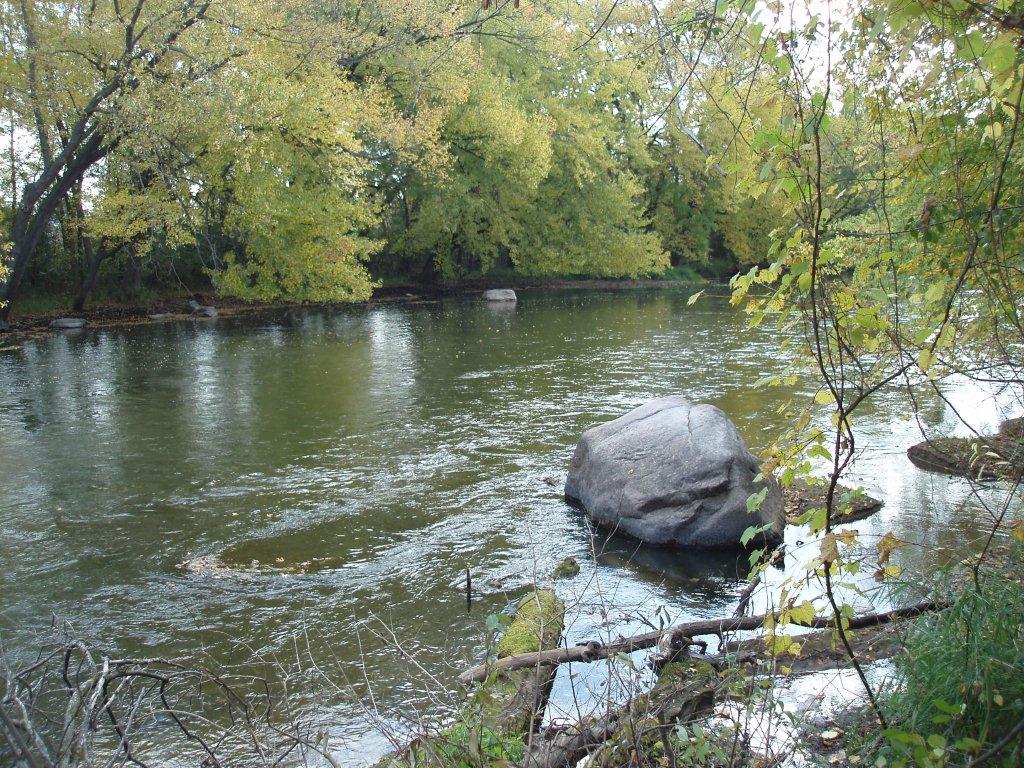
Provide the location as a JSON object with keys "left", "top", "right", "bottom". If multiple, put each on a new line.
{"left": 477, "top": 589, "right": 566, "bottom": 735}
{"left": 724, "top": 620, "right": 912, "bottom": 675}
{"left": 459, "top": 600, "right": 949, "bottom": 684}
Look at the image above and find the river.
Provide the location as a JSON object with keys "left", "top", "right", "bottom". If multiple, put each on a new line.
{"left": 0, "top": 287, "right": 1011, "bottom": 764}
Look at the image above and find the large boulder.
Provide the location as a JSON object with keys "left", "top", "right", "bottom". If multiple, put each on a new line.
{"left": 565, "top": 396, "right": 784, "bottom": 549}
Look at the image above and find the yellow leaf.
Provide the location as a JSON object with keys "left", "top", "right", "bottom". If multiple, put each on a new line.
{"left": 918, "top": 348, "right": 935, "bottom": 372}
{"left": 1011, "top": 520, "right": 1024, "bottom": 543}
{"left": 770, "top": 630, "right": 790, "bottom": 655}
{"left": 877, "top": 531, "right": 905, "bottom": 564}
{"left": 836, "top": 529, "right": 858, "bottom": 545}
{"left": 821, "top": 533, "right": 841, "bottom": 563}
{"left": 789, "top": 600, "right": 816, "bottom": 625}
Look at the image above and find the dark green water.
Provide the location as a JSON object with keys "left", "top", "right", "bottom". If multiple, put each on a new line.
{"left": 0, "top": 288, "right": 1011, "bottom": 764}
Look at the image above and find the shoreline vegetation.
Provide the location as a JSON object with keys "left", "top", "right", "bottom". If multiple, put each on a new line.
{"left": 0, "top": 276, "right": 713, "bottom": 340}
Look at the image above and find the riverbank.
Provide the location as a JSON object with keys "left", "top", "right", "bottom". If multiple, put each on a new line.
{"left": 0, "top": 276, "right": 710, "bottom": 341}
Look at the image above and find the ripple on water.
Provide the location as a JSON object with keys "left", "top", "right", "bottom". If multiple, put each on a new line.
{"left": 0, "top": 289, "right": 1017, "bottom": 766}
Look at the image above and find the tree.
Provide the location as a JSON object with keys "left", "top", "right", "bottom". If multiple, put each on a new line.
{"left": 0, "top": 0, "right": 244, "bottom": 318}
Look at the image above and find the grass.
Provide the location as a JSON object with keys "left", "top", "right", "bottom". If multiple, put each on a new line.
{"left": 836, "top": 551, "right": 1024, "bottom": 767}
{"left": 656, "top": 263, "right": 706, "bottom": 282}
{"left": 10, "top": 293, "right": 73, "bottom": 314}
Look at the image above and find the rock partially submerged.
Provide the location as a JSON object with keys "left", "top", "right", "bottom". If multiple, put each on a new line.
{"left": 784, "top": 480, "right": 884, "bottom": 525}
{"left": 49, "top": 317, "right": 86, "bottom": 330}
{"left": 482, "top": 288, "right": 517, "bottom": 303}
{"left": 179, "top": 555, "right": 239, "bottom": 578}
{"left": 908, "top": 417, "right": 1024, "bottom": 481}
{"left": 549, "top": 556, "right": 580, "bottom": 580}
{"left": 187, "top": 299, "right": 219, "bottom": 318}
{"left": 565, "top": 396, "right": 784, "bottom": 549}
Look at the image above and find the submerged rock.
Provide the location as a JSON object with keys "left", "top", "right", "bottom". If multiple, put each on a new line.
{"left": 482, "top": 288, "right": 517, "bottom": 303}
{"left": 565, "top": 396, "right": 784, "bottom": 549}
{"left": 179, "top": 555, "right": 238, "bottom": 578}
{"left": 550, "top": 556, "right": 580, "bottom": 580}
{"left": 49, "top": 317, "right": 86, "bottom": 330}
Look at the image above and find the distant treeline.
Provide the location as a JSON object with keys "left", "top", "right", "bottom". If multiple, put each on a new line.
{"left": 0, "top": 1, "right": 788, "bottom": 315}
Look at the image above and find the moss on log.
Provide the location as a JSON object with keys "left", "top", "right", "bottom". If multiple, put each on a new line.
{"left": 375, "top": 589, "right": 565, "bottom": 768}
{"left": 477, "top": 589, "right": 566, "bottom": 735}
{"left": 496, "top": 590, "right": 565, "bottom": 658}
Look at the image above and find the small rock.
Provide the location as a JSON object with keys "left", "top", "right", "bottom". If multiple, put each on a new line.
{"left": 482, "top": 288, "right": 517, "bottom": 303}
{"left": 148, "top": 313, "right": 173, "bottom": 320}
{"left": 187, "top": 300, "right": 219, "bottom": 318}
{"left": 550, "top": 556, "right": 580, "bottom": 580}
{"left": 49, "top": 317, "right": 86, "bottom": 330}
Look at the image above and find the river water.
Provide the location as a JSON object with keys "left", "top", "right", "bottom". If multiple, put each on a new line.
{"left": 0, "top": 288, "right": 1014, "bottom": 764}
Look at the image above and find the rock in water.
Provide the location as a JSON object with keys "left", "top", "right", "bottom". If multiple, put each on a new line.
{"left": 49, "top": 317, "right": 86, "bottom": 330}
{"left": 187, "top": 300, "right": 218, "bottom": 318}
{"left": 565, "top": 396, "right": 784, "bottom": 549}
{"left": 550, "top": 556, "right": 581, "bottom": 580}
{"left": 482, "top": 288, "right": 517, "bottom": 302}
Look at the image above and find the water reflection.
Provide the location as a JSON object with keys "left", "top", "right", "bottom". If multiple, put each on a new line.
{"left": 0, "top": 288, "right": 1018, "bottom": 765}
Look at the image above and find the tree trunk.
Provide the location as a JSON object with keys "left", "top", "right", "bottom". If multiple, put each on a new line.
{"left": 72, "top": 239, "right": 106, "bottom": 312}
{"left": 1, "top": 130, "right": 109, "bottom": 320}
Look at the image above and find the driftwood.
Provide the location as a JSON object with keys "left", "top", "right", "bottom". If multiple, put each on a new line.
{"left": 460, "top": 600, "right": 949, "bottom": 684}
{"left": 725, "top": 619, "right": 914, "bottom": 675}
